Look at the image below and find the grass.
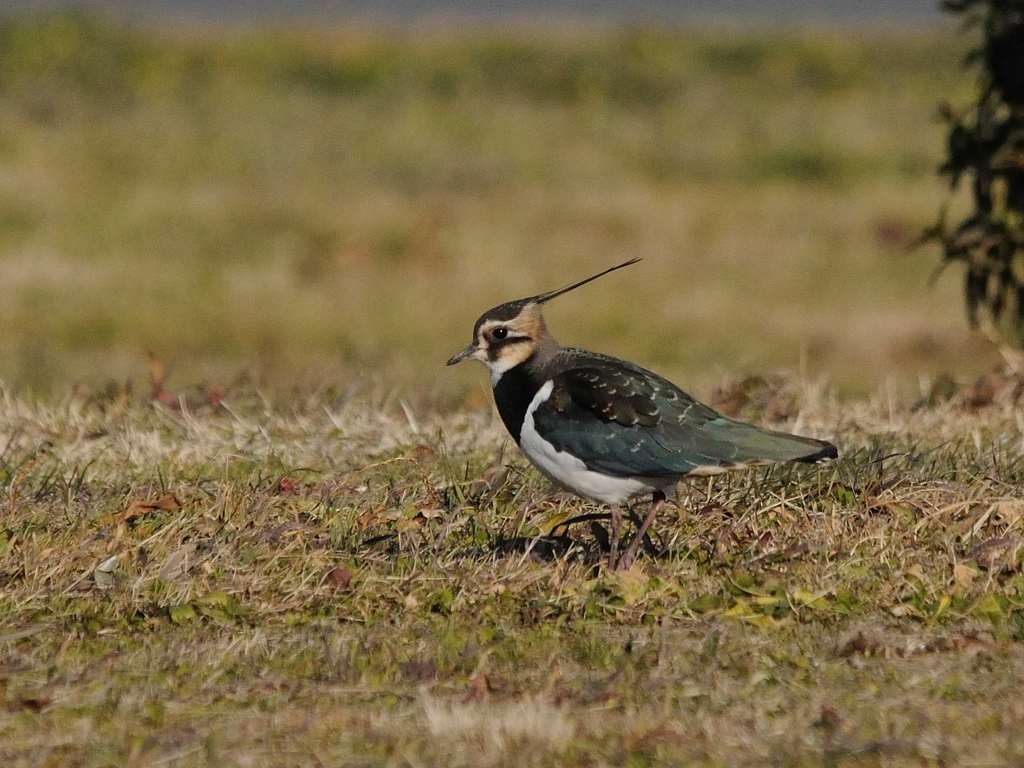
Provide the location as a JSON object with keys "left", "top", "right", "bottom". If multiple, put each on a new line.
{"left": 1, "top": 375, "right": 1024, "bottom": 766}
{"left": 0, "top": 12, "right": 1002, "bottom": 398}
{"left": 4, "top": 11, "right": 1024, "bottom": 766}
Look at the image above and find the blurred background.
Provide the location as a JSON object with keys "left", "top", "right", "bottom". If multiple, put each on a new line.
{"left": 0, "top": 1, "right": 995, "bottom": 401}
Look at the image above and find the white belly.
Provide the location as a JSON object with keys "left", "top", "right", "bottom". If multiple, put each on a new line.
{"left": 519, "top": 380, "right": 655, "bottom": 505}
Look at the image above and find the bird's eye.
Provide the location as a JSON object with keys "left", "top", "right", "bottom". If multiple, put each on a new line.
{"left": 492, "top": 327, "right": 508, "bottom": 340}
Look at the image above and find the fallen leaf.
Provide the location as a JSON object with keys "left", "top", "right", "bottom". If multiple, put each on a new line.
{"left": 118, "top": 494, "right": 181, "bottom": 525}
{"left": 356, "top": 509, "right": 385, "bottom": 531}
{"left": 276, "top": 477, "right": 299, "bottom": 495}
{"left": 325, "top": 566, "right": 352, "bottom": 591}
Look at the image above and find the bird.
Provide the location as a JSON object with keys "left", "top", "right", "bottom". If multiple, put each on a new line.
{"left": 447, "top": 258, "right": 837, "bottom": 570}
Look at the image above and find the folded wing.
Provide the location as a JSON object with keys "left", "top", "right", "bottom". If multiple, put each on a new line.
{"left": 532, "top": 360, "right": 836, "bottom": 478}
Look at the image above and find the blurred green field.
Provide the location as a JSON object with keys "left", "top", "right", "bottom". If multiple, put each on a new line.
{"left": 0, "top": 12, "right": 996, "bottom": 399}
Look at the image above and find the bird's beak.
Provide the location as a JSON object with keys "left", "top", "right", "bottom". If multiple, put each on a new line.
{"left": 446, "top": 344, "right": 476, "bottom": 366}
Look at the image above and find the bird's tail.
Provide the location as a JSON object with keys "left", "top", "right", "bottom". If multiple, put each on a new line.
{"left": 714, "top": 419, "right": 838, "bottom": 465}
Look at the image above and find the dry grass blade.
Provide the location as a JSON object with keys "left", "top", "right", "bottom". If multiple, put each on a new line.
{"left": 0, "top": 376, "right": 1021, "bottom": 765}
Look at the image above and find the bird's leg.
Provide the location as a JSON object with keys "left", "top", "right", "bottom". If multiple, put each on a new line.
{"left": 608, "top": 505, "right": 623, "bottom": 570}
{"left": 626, "top": 508, "right": 659, "bottom": 556}
{"left": 616, "top": 491, "right": 666, "bottom": 570}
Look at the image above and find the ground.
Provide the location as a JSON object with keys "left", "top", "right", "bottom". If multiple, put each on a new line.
{"left": 1, "top": 374, "right": 1023, "bottom": 766}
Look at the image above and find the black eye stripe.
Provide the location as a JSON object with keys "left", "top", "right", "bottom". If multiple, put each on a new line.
{"left": 490, "top": 333, "right": 529, "bottom": 347}
{"left": 488, "top": 326, "right": 531, "bottom": 343}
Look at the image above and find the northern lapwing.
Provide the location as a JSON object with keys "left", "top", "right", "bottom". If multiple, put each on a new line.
{"left": 447, "top": 259, "right": 837, "bottom": 570}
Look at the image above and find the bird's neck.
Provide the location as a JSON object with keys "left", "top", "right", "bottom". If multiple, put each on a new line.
{"left": 529, "top": 333, "right": 561, "bottom": 371}
{"left": 491, "top": 346, "right": 558, "bottom": 443}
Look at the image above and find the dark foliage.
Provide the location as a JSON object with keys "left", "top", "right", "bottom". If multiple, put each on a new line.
{"left": 930, "top": 0, "right": 1024, "bottom": 348}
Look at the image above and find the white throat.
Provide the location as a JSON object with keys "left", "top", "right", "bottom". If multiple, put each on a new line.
{"left": 486, "top": 357, "right": 519, "bottom": 386}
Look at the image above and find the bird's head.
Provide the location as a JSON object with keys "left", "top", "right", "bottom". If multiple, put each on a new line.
{"left": 446, "top": 258, "right": 641, "bottom": 381}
